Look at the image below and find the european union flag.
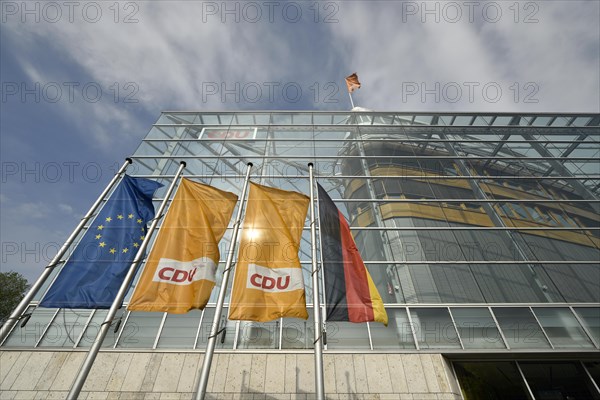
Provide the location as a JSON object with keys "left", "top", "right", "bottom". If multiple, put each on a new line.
{"left": 40, "top": 175, "right": 163, "bottom": 309}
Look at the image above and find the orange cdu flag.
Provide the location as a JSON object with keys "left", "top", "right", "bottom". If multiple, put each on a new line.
{"left": 229, "top": 182, "right": 309, "bottom": 322}
{"left": 128, "top": 178, "right": 237, "bottom": 313}
{"left": 345, "top": 73, "right": 361, "bottom": 93}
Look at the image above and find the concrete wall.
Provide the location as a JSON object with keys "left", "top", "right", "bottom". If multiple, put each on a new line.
{"left": 0, "top": 351, "right": 462, "bottom": 399}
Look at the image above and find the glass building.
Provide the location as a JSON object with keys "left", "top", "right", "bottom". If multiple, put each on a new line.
{"left": 1, "top": 111, "right": 599, "bottom": 399}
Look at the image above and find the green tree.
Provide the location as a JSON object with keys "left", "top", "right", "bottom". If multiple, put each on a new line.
{"left": 0, "top": 271, "right": 29, "bottom": 324}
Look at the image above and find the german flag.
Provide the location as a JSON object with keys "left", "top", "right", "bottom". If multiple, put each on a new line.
{"left": 345, "top": 73, "right": 361, "bottom": 93}
{"left": 318, "top": 184, "right": 387, "bottom": 325}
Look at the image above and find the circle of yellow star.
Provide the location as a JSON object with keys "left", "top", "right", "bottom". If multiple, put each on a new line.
{"left": 99, "top": 242, "right": 106, "bottom": 248}
{"left": 109, "top": 248, "right": 116, "bottom": 254}
{"left": 128, "top": 214, "right": 134, "bottom": 219}
{"left": 106, "top": 217, "right": 112, "bottom": 222}
{"left": 137, "top": 218, "right": 143, "bottom": 224}
{"left": 122, "top": 248, "right": 128, "bottom": 253}
{"left": 133, "top": 242, "right": 140, "bottom": 248}
{"left": 140, "top": 235, "right": 145, "bottom": 240}
{"left": 97, "top": 225, "right": 104, "bottom": 230}
{"left": 117, "top": 215, "right": 124, "bottom": 220}
{"left": 95, "top": 234, "right": 102, "bottom": 240}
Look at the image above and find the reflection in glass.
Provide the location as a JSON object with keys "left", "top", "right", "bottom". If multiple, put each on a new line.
{"left": 574, "top": 307, "right": 600, "bottom": 345}
{"left": 532, "top": 307, "right": 595, "bottom": 348}
{"left": 199, "top": 308, "right": 235, "bottom": 350}
{"left": 519, "top": 362, "right": 600, "bottom": 400}
{"left": 282, "top": 315, "right": 313, "bottom": 349}
{"left": 78, "top": 310, "right": 121, "bottom": 348}
{"left": 156, "top": 310, "right": 202, "bottom": 349}
{"left": 454, "top": 361, "right": 530, "bottom": 400}
{"left": 2, "top": 307, "right": 56, "bottom": 347}
{"left": 370, "top": 308, "right": 415, "bottom": 349}
{"left": 584, "top": 361, "right": 600, "bottom": 387}
{"left": 492, "top": 308, "right": 550, "bottom": 349}
{"left": 325, "top": 321, "right": 370, "bottom": 349}
{"left": 237, "top": 320, "right": 279, "bottom": 349}
{"left": 410, "top": 308, "right": 461, "bottom": 349}
{"left": 38, "top": 309, "right": 91, "bottom": 348}
{"left": 116, "top": 312, "right": 163, "bottom": 348}
{"left": 451, "top": 308, "right": 505, "bottom": 349}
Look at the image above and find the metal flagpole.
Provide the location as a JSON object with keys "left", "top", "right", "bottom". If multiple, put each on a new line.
{"left": 0, "top": 158, "right": 133, "bottom": 343}
{"left": 308, "top": 163, "right": 326, "bottom": 399}
{"left": 67, "top": 161, "right": 187, "bottom": 400}
{"left": 348, "top": 91, "right": 355, "bottom": 109}
{"left": 195, "top": 162, "right": 253, "bottom": 400}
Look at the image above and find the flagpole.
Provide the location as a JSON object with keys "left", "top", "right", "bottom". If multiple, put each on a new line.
{"left": 348, "top": 91, "right": 355, "bottom": 109}
{"left": 314, "top": 185, "right": 328, "bottom": 349}
{"left": 195, "top": 162, "right": 253, "bottom": 400}
{"left": 308, "top": 163, "right": 326, "bottom": 400}
{"left": 0, "top": 158, "right": 133, "bottom": 343}
{"left": 67, "top": 161, "right": 187, "bottom": 400}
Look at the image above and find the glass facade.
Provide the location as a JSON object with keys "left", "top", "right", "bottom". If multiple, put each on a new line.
{"left": 2, "top": 111, "right": 599, "bottom": 356}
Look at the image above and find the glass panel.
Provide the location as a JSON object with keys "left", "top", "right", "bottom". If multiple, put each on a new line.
{"left": 370, "top": 308, "right": 416, "bottom": 349}
{"left": 198, "top": 308, "right": 235, "bottom": 350}
{"left": 492, "top": 308, "right": 550, "bottom": 349}
{"left": 584, "top": 361, "right": 600, "bottom": 387}
{"left": 454, "top": 361, "right": 531, "bottom": 400}
{"left": 410, "top": 308, "right": 461, "bottom": 349}
{"left": 451, "top": 308, "right": 505, "bottom": 349}
{"left": 116, "top": 312, "right": 163, "bottom": 348}
{"left": 519, "top": 362, "right": 600, "bottom": 400}
{"left": 156, "top": 310, "right": 202, "bottom": 349}
{"left": 237, "top": 320, "right": 279, "bottom": 349}
{"left": 2, "top": 307, "right": 56, "bottom": 347}
{"left": 532, "top": 307, "right": 595, "bottom": 348}
{"left": 326, "top": 321, "right": 370, "bottom": 349}
{"left": 38, "top": 309, "right": 92, "bottom": 348}
{"left": 77, "top": 310, "right": 121, "bottom": 348}
{"left": 574, "top": 307, "right": 600, "bottom": 345}
{"left": 282, "top": 317, "right": 313, "bottom": 349}
{"left": 510, "top": 204, "right": 530, "bottom": 220}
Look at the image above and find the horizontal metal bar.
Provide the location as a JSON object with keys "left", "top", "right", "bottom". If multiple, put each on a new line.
{"left": 330, "top": 198, "right": 599, "bottom": 203}
{"left": 143, "top": 138, "right": 600, "bottom": 144}
{"left": 85, "top": 222, "right": 600, "bottom": 232}
{"left": 346, "top": 226, "right": 600, "bottom": 231}
{"left": 130, "top": 155, "right": 599, "bottom": 161}
{"left": 162, "top": 111, "right": 599, "bottom": 116}
{"left": 4, "top": 346, "right": 599, "bottom": 355}
{"left": 148, "top": 196, "right": 599, "bottom": 204}
{"left": 153, "top": 123, "right": 600, "bottom": 131}
{"left": 141, "top": 260, "right": 599, "bottom": 265}
{"left": 24, "top": 301, "right": 600, "bottom": 308}
{"left": 131, "top": 174, "right": 600, "bottom": 181}
{"left": 334, "top": 261, "right": 600, "bottom": 265}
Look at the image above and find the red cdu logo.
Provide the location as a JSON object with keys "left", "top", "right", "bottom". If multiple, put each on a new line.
{"left": 246, "top": 264, "right": 304, "bottom": 293}
{"left": 157, "top": 266, "right": 198, "bottom": 283}
{"left": 152, "top": 257, "right": 217, "bottom": 286}
{"left": 250, "top": 273, "right": 290, "bottom": 290}
{"left": 200, "top": 128, "right": 257, "bottom": 140}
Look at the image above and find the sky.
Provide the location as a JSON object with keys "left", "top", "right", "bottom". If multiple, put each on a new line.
{"left": 1, "top": 0, "right": 599, "bottom": 283}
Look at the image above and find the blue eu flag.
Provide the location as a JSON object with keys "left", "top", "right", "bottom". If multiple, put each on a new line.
{"left": 40, "top": 175, "right": 163, "bottom": 309}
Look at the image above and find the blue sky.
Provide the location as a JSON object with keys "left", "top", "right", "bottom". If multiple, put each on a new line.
{"left": 1, "top": 0, "right": 599, "bottom": 282}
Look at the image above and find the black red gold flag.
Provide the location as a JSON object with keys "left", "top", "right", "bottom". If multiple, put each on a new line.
{"left": 317, "top": 184, "right": 387, "bottom": 325}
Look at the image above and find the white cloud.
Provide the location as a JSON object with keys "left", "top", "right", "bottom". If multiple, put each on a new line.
{"left": 325, "top": 1, "right": 599, "bottom": 112}
{"left": 4, "top": 1, "right": 597, "bottom": 119}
